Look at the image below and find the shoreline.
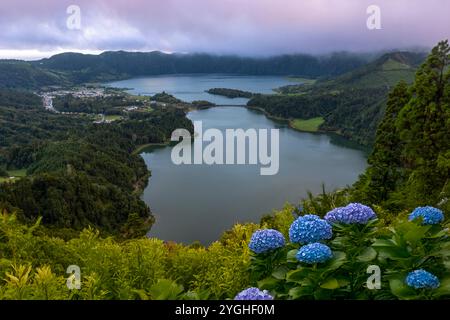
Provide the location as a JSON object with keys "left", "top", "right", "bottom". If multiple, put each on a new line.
{"left": 132, "top": 142, "right": 170, "bottom": 155}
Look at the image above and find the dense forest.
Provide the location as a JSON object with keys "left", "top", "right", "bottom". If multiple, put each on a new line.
{"left": 0, "top": 89, "right": 193, "bottom": 238}
{"left": 53, "top": 94, "right": 143, "bottom": 114}
{"left": 0, "top": 61, "right": 69, "bottom": 89}
{"left": 35, "top": 51, "right": 368, "bottom": 82}
{"left": 206, "top": 88, "right": 254, "bottom": 99}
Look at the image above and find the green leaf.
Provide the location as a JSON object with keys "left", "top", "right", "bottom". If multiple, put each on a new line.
{"left": 286, "top": 268, "right": 310, "bottom": 283}
{"left": 257, "top": 276, "right": 280, "bottom": 290}
{"left": 388, "top": 277, "right": 417, "bottom": 300}
{"left": 326, "top": 251, "right": 347, "bottom": 270}
{"left": 403, "top": 224, "right": 431, "bottom": 244}
{"left": 337, "top": 278, "right": 350, "bottom": 287}
{"left": 320, "top": 278, "right": 340, "bottom": 290}
{"left": 288, "top": 286, "right": 312, "bottom": 299}
{"left": 272, "top": 266, "right": 289, "bottom": 280}
{"left": 314, "top": 288, "right": 333, "bottom": 300}
{"left": 372, "top": 239, "right": 396, "bottom": 247}
{"left": 286, "top": 249, "right": 298, "bottom": 262}
{"left": 377, "top": 246, "right": 411, "bottom": 260}
{"left": 149, "top": 279, "right": 184, "bottom": 300}
{"left": 434, "top": 277, "right": 450, "bottom": 298}
{"left": 131, "top": 289, "right": 150, "bottom": 300}
{"left": 357, "top": 247, "right": 377, "bottom": 262}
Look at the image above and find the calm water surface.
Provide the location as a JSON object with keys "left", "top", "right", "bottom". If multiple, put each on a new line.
{"left": 110, "top": 75, "right": 368, "bottom": 244}
{"left": 141, "top": 107, "right": 367, "bottom": 244}
{"left": 107, "top": 74, "right": 295, "bottom": 105}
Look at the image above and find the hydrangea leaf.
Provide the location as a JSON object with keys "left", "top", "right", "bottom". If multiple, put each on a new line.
{"left": 403, "top": 223, "right": 431, "bottom": 244}
{"left": 325, "top": 251, "right": 347, "bottom": 271}
{"left": 356, "top": 247, "right": 377, "bottom": 262}
{"left": 257, "top": 277, "right": 280, "bottom": 291}
{"left": 434, "top": 278, "right": 450, "bottom": 298}
{"left": 286, "top": 249, "right": 298, "bottom": 262}
{"left": 271, "top": 266, "right": 289, "bottom": 280}
{"left": 288, "top": 286, "right": 313, "bottom": 299}
{"left": 320, "top": 278, "right": 340, "bottom": 290}
{"left": 286, "top": 268, "right": 311, "bottom": 283}
{"left": 389, "top": 277, "right": 417, "bottom": 299}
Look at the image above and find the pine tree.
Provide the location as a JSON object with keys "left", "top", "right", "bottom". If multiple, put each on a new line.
{"left": 396, "top": 40, "right": 450, "bottom": 205}
{"left": 355, "top": 81, "right": 410, "bottom": 205}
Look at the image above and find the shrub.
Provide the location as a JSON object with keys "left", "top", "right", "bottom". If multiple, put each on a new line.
{"left": 247, "top": 203, "right": 450, "bottom": 300}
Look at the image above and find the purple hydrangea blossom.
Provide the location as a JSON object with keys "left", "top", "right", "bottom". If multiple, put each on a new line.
{"left": 289, "top": 214, "right": 332, "bottom": 244}
{"left": 234, "top": 287, "right": 274, "bottom": 300}
{"left": 248, "top": 229, "right": 285, "bottom": 254}
{"left": 324, "top": 203, "right": 376, "bottom": 224}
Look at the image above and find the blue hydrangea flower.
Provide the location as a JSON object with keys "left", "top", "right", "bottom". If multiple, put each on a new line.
{"left": 296, "top": 243, "right": 333, "bottom": 264}
{"left": 289, "top": 214, "right": 332, "bottom": 244}
{"left": 248, "top": 229, "right": 285, "bottom": 254}
{"left": 408, "top": 206, "right": 444, "bottom": 225}
{"left": 405, "top": 269, "right": 440, "bottom": 289}
{"left": 234, "top": 287, "right": 274, "bottom": 300}
{"left": 324, "top": 203, "right": 376, "bottom": 224}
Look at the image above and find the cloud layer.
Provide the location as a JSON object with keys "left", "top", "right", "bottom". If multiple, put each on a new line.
{"left": 0, "top": 0, "right": 449, "bottom": 59}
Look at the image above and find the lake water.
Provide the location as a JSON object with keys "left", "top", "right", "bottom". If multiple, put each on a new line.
{"left": 107, "top": 74, "right": 295, "bottom": 105}
{"left": 109, "top": 75, "right": 368, "bottom": 244}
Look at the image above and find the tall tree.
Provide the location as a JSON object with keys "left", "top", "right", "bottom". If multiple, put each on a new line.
{"left": 396, "top": 40, "right": 450, "bottom": 205}
{"left": 354, "top": 81, "right": 410, "bottom": 206}
{"left": 353, "top": 40, "right": 450, "bottom": 212}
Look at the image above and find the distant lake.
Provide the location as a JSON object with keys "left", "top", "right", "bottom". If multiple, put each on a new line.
{"left": 109, "top": 75, "right": 368, "bottom": 244}
{"left": 107, "top": 74, "right": 295, "bottom": 105}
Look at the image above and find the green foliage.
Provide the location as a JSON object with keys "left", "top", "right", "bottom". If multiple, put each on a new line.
{"left": 301, "top": 185, "right": 351, "bottom": 217}
{"left": 152, "top": 92, "right": 184, "bottom": 104}
{"left": 353, "top": 40, "right": 450, "bottom": 213}
{"left": 0, "top": 90, "right": 193, "bottom": 237}
{"left": 260, "top": 204, "right": 296, "bottom": 239}
{"left": 248, "top": 87, "right": 389, "bottom": 146}
{"left": 353, "top": 81, "right": 411, "bottom": 207}
{"left": 249, "top": 207, "right": 450, "bottom": 300}
{"left": 0, "top": 61, "right": 68, "bottom": 89}
{"left": 35, "top": 51, "right": 366, "bottom": 84}
{"left": 248, "top": 52, "right": 426, "bottom": 147}
{"left": 290, "top": 117, "right": 324, "bottom": 132}
{"left": 191, "top": 100, "right": 216, "bottom": 108}
{"left": 0, "top": 167, "right": 8, "bottom": 177}
{"left": 53, "top": 93, "right": 143, "bottom": 114}
{"left": 372, "top": 217, "right": 450, "bottom": 299}
{"left": 0, "top": 213, "right": 255, "bottom": 300}
{"left": 206, "top": 88, "right": 253, "bottom": 99}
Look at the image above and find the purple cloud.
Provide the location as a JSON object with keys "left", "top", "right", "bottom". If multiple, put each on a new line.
{"left": 0, "top": 0, "right": 448, "bottom": 59}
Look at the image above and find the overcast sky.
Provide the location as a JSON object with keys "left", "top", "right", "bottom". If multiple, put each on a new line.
{"left": 0, "top": 0, "right": 448, "bottom": 59}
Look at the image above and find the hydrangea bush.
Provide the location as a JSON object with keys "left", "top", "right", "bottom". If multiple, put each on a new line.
{"left": 248, "top": 204, "right": 450, "bottom": 300}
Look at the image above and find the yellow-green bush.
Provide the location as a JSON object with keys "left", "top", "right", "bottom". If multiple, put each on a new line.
{"left": 0, "top": 212, "right": 261, "bottom": 299}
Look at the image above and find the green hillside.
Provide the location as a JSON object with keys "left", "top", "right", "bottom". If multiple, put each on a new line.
{"left": 0, "top": 61, "right": 68, "bottom": 89}
{"left": 248, "top": 51, "right": 428, "bottom": 146}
